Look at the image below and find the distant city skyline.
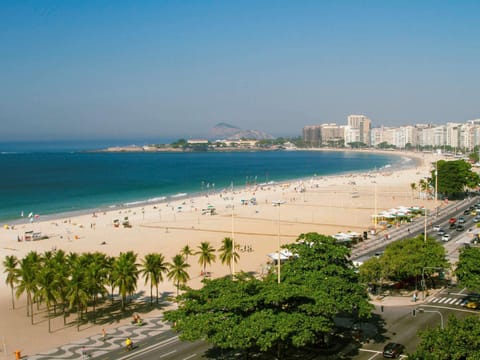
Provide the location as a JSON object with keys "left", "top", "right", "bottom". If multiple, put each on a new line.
{"left": 1, "top": 1, "right": 479, "bottom": 141}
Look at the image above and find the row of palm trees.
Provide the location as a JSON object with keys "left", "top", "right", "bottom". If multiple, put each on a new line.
{"left": 2, "top": 237, "right": 239, "bottom": 332}
{"left": 410, "top": 178, "right": 433, "bottom": 199}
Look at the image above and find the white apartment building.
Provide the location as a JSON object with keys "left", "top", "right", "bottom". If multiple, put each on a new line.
{"left": 347, "top": 115, "right": 371, "bottom": 145}
{"left": 304, "top": 117, "right": 480, "bottom": 150}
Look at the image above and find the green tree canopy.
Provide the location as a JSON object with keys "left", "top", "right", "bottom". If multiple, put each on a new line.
{"left": 432, "top": 159, "right": 480, "bottom": 199}
{"left": 455, "top": 246, "right": 480, "bottom": 291}
{"left": 358, "top": 235, "right": 449, "bottom": 292}
{"left": 165, "top": 233, "right": 373, "bottom": 358}
{"left": 411, "top": 315, "right": 480, "bottom": 359}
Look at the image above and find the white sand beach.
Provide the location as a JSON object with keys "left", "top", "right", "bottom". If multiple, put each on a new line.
{"left": 0, "top": 150, "right": 444, "bottom": 358}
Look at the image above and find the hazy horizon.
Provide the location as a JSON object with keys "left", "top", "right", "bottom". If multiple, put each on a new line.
{"left": 1, "top": 1, "right": 479, "bottom": 141}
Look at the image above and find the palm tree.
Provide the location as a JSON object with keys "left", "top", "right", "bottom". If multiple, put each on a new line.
{"left": 52, "top": 250, "right": 69, "bottom": 324}
{"left": 196, "top": 241, "right": 216, "bottom": 277}
{"left": 84, "top": 252, "right": 109, "bottom": 323}
{"left": 36, "top": 262, "right": 57, "bottom": 333}
{"left": 141, "top": 253, "right": 169, "bottom": 304}
{"left": 15, "top": 253, "right": 39, "bottom": 324}
{"left": 167, "top": 254, "right": 190, "bottom": 297}
{"left": 67, "top": 257, "right": 89, "bottom": 331}
{"left": 218, "top": 237, "right": 240, "bottom": 275}
{"left": 180, "top": 245, "right": 194, "bottom": 264}
{"left": 112, "top": 251, "right": 139, "bottom": 311}
{"left": 3, "top": 255, "right": 18, "bottom": 309}
{"left": 410, "top": 182, "right": 417, "bottom": 200}
{"left": 419, "top": 178, "right": 430, "bottom": 199}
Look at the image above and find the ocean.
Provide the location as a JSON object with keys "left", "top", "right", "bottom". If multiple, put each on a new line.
{"left": 0, "top": 141, "right": 405, "bottom": 223}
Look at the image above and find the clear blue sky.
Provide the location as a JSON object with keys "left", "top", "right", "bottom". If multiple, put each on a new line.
{"left": 1, "top": 0, "right": 479, "bottom": 141}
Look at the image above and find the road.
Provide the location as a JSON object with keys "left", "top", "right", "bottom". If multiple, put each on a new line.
{"left": 351, "top": 285, "right": 477, "bottom": 359}
{"left": 94, "top": 330, "right": 211, "bottom": 360}
{"left": 92, "top": 198, "right": 480, "bottom": 360}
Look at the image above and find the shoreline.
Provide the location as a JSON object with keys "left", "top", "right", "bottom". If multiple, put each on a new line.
{"left": 2, "top": 149, "right": 414, "bottom": 226}
{"left": 0, "top": 149, "right": 436, "bottom": 357}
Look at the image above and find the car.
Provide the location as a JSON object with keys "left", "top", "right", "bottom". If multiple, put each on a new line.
{"left": 474, "top": 215, "right": 480, "bottom": 222}
{"left": 456, "top": 224, "right": 465, "bottom": 231}
{"left": 437, "top": 228, "right": 446, "bottom": 236}
{"left": 464, "top": 209, "right": 471, "bottom": 215}
{"left": 472, "top": 210, "right": 478, "bottom": 216}
{"left": 466, "top": 301, "right": 479, "bottom": 309}
{"left": 458, "top": 216, "right": 466, "bottom": 224}
{"left": 442, "top": 234, "right": 451, "bottom": 242}
{"left": 461, "top": 294, "right": 480, "bottom": 307}
{"left": 383, "top": 342, "right": 404, "bottom": 358}
{"left": 433, "top": 225, "right": 441, "bottom": 231}
{"left": 449, "top": 217, "right": 457, "bottom": 224}
{"left": 450, "top": 222, "right": 457, "bottom": 229}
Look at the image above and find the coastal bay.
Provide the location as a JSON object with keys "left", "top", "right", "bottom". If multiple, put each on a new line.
{"left": 0, "top": 149, "right": 439, "bottom": 357}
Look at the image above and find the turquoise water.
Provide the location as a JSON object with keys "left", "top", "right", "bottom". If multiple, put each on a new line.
{"left": 0, "top": 143, "right": 403, "bottom": 222}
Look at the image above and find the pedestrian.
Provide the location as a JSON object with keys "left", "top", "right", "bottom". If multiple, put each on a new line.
{"left": 102, "top": 328, "right": 106, "bottom": 341}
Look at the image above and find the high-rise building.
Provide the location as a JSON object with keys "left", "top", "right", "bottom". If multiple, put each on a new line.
{"left": 347, "top": 115, "right": 371, "bottom": 145}
{"left": 302, "top": 125, "right": 322, "bottom": 147}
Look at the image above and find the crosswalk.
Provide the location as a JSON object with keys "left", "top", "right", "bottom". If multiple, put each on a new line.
{"left": 428, "top": 296, "right": 464, "bottom": 306}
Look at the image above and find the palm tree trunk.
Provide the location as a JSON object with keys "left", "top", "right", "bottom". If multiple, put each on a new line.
{"left": 26, "top": 290, "right": 30, "bottom": 317}
{"left": 10, "top": 286, "right": 15, "bottom": 309}
{"left": 77, "top": 308, "right": 81, "bottom": 331}
{"left": 156, "top": 285, "right": 159, "bottom": 304}
{"left": 93, "top": 296, "right": 97, "bottom": 324}
{"left": 47, "top": 306, "right": 51, "bottom": 333}
{"left": 150, "top": 283, "right": 153, "bottom": 304}
{"left": 30, "top": 293, "right": 34, "bottom": 325}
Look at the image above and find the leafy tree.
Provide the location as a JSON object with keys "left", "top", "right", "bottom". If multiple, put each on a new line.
{"left": 218, "top": 237, "right": 240, "bottom": 275}
{"left": 358, "top": 256, "right": 384, "bottom": 290}
{"left": 3, "top": 255, "right": 18, "bottom": 309}
{"left": 112, "top": 251, "right": 139, "bottom": 311}
{"left": 455, "top": 246, "right": 480, "bottom": 291}
{"left": 411, "top": 315, "right": 480, "bottom": 359}
{"left": 432, "top": 159, "right": 480, "bottom": 199}
{"left": 196, "top": 241, "right": 216, "bottom": 277}
{"left": 171, "top": 139, "right": 187, "bottom": 148}
{"left": 347, "top": 141, "right": 367, "bottom": 149}
{"left": 368, "top": 235, "right": 448, "bottom": 288}
{"left": 165, "top": 233, "right": 373, "bottom": 359}
{"left": 167, "top": 254, "right": 190, "bottom": 296}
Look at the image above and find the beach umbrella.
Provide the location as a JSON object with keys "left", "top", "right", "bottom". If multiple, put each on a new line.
{"left": 28, "top": 212, "right": 33, "bottom": 218}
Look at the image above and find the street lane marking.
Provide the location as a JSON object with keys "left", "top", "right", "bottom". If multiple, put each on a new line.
{"left": 183, "top": 354, "right": 197, "bottom": 360}
{"left": 160, "top": 350, "right": 177, "bottom": 357}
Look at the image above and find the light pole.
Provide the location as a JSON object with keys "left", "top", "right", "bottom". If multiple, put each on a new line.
{"left": 372, "top": 180, "right": 378, "bottom": 233}
{"left": 272, "top": 200, "right": 286, "bottom": 284}
{"left": 434, "top": 161, "right": 438, "bottom": 209}
{"left": 416, "top": 308, "right": 444, "bottom": 329}
{"left": 231, "top": 183, "right": 235, "bottom": 276}
{"left": 424, "top": 207, "right": 428, "bottom": 243}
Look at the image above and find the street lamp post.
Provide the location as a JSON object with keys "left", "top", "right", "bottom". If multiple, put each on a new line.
{"left": 416, "top": 308, "right": 444, "bottom": 329}
{"left": 424, "top": 207, "right": 428, "bottom": 243}
{"left": 231, "top": 183, "right": 235, "bottom": 276}
{"left": 374, "top": 180, "right": 377, "bottom": 231}
{"left": 272, "top": 200, "right": 286, "bottom": 284}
